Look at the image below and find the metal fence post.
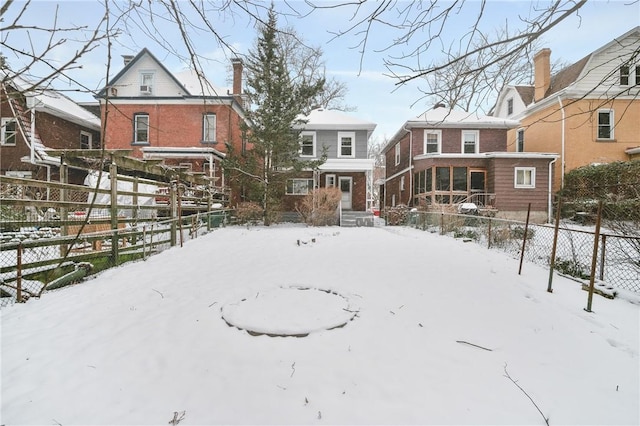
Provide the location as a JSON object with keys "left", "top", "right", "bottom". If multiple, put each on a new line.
{"left": 547, "top": 197, "right": 562, "bottom": 293}
{"left": 585, "top": 201, "right": 604, "bottom": 313}
{"left": 110, "top": 162, "right": 119, "bottom": 265}
{"left": 599, "top": 234, "right": 607, "bottom": 281}
{"left": 518, "top": 203, "right": 531, "bottom": 275}
{"left": 487, "top": 218, "right": 492, "bottom": 249}
{"left": 16, "top": 243, "right": 23, "bottom": 303}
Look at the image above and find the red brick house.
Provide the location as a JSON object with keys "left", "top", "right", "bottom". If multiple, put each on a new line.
{"left": 96, "top": 49, "right": 249, "bottom": 201}
{"left": 383, "top": 105, "right": 558, "bottom": 222}
{"left": 1, "top": 71, "right": 101, "bottom": 184}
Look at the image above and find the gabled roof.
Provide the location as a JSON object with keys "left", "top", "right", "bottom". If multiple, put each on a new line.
{"left": 96, "top": 48, "right": 192, "bottom": 98}
{"left": 298, "top": 108, "right": 377, "bottom": 132}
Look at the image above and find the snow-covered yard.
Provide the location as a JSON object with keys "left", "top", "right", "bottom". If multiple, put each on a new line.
{"left": 2, "top": 225, "right": 638, "bottom": 425}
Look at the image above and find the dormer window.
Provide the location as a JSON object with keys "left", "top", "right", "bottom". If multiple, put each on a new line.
{"left": 140, "top": 72, "right": 154, "bottom": 94}
{"left": 620, "top": 65, "right": 630, "bottom": 86}
{"left": 507, "top": 98, "right": 514, "bottom": 115}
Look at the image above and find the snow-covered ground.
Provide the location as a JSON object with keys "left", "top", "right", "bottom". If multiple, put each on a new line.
{"left": 2, "top": 225, "right": 638, "bottom": 425}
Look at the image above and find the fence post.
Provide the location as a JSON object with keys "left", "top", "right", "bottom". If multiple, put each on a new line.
{"left": 170, "top": 181, "right": 177, "bottom": 247}
{"left": 599, "top": 234, "right": 607, "bottom": 281}
{"left": 440, "top": 211, "right": 444, "bottom": 235}
{"left": 585, "top": 201, "right": 604, "bottom": 313}
{"left": 110, "top": 162, "right": 120, "bottom": 265}
{"left": 16, "top": 243, "right": 23, "bottom": 303}
{"left": 487, "top": 218, "right": 492, "bottom": 249}
{"left": 518, "top": 203, "right": 532, "bottom": 275}
{"left": 59, "top": 157, "right": 68, "bottom": 256}
{"left": 547, "top": 197, "right": 562, "bottom": 293}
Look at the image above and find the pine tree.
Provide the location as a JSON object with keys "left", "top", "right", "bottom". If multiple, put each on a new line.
{"left": 225, "top": 5, "right": 325, "bottom": 225}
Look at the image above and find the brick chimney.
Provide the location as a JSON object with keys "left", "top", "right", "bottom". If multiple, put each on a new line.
{"left": 231, "top": 58, "right": 243, "bottom": 97}
{"left": 534, "top": 48, "right": 551, "bottom": 102}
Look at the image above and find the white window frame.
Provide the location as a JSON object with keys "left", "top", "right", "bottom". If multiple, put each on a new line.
{"left": 1, "top": 117, "right": 17, "bottom": 146}
{"left": 139, "top": 71, "right": 154, "bottom": 94}
{"left": 507, "top": 98, "right": 514, "bottom": 115}
{"left": 80, "top": 131, "right": 93, "bottom": 149}
{"left": 516, "top": 128, "right": 525, "bottom": 152}
{"left": 400, "top": 175, "right": 405, "bottom": 191}
{"left": 514, "top": 167, "right": 536, "bottom": 189}
{"left": 424, "top": 130, "right": 441, "bottom": 154}
{"left": 394, "top": 143, "right": 401, "bottom": 165}
{"left": 325, "top": 174, "right": 336, "bottom": 188}
{"left": 337, "top": 131, "right": 355, "bottom": 158}
{"left": 461, "top": 130, "right": 479, "bottom": 154}
{"left": 203, "top": 113, "right": 217, "bottom": 143}
{"left": 134, "top": 114, "right": 149, "bottom": 144}
{"left": 286, "top": 178, "right": 314, "bottom": 195}
{"left": 620, "top": 65, "right": 630, "bottom": 86}
{"left": 300, "top": 131, "right": 316, "bottom": 157}
{"left": 597, "top": 109, "right": 614, "bottom": 140}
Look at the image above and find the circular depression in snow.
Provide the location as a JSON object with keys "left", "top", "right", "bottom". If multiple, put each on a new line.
{"left": 221, "top": 286, "right": 358, "bottom": 337}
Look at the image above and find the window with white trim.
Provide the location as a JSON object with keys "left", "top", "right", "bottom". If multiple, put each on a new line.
{"left": 514, "top": 167, "right": 536, "bottom": 188}
{"left": 636, "top": 65, "right": 640, "bottom": 85}
{"left": 400, "top": 176, "right": 405, "bottom": 191}
{"left": 338, "top": 132, "right": 355, "bottom": 157}
{"left": 325, "top": 174, "right": 336, "bottom": 187}
{"left": 300, "top": 131, "right": 316, "bottom": 157}
{"left": 462, "top": 130, "right": 479, "bottom": 154}
{"left": 133, "top": 114, "right": 149, "bottom": 144}
{"left": 286, "top": 178, "right": 314, "bottom": 195}
{"left": 597, "top": 109, "right": 614, "bottom": 140}
{"left": 80, "top": 131, "right": 93, "bottom": 149}
{"left": 1, "top": 118, "right": 17, "bottom": 146}
{"left": 394, "top": 143, "right": 400, "bottom": 165}
{"left": 424, "top": 130, "right": 441, "bottom": 154}
{"left": 507, "top": 98, "right": 514, "bottom": 115}
{"left": 516, "top": 129, "right": 525, "bottom": 152}
{"left": 140, "top": 72, "right": 154, "bottom": 94}
{"left": 203, "top": 113, "right": 216, "bottom": 143}
{"left": 620, "top": 65, "right": 630, "bottom": 86}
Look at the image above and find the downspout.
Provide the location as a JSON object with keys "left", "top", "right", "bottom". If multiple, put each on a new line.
{"left": 557, "top": 96, "right": 565, "bottom": 189}
{"left": 404, "top": 125, "right": 413, "bottom": 205}
{"left": 548, "top": 157, "right": 557, "bottom": 223}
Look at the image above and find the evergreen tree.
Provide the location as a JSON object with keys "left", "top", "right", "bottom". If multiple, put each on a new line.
{"left": 225, "top": 5, "right": 325, "bottom": 225}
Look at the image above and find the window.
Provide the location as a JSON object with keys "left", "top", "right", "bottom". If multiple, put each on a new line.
{"left": 597, "top": 110, "right": 614, "bottom": 140}
{"left": 636, "top": 66, "right": 640, "bottom": 85}
{"left": 338, "top": 132, "right": 355, "bottom": 157}
{"left": 134, "top": 114, "right": 149, "bottom": 144}
{"left": 424, "top": 130, "right": 441, "bottom": 154}
{"left": 462, "top": 130, "right": 479, "bottom": 154}
{"left": 435, "top": 167, "right": 450, "bottom": 191}
{"left": 400, "top": 176, "right": 405, "bottom": 191}
{"left": 515, "top": 167, "right": 536, "bottom": 188}
{"left": 394, "top": 143, "right": 401, "bottom": 165}
{"left": 507, "top": 98, "right": 514, "bottom": 115}
{"left": 300, "top": 131, "right": 315, "bottom": 157}
{"left": 202, "top": 113, "right": 216, "bottom": 143}
{"left": 453, "top": 167, "right": 467, "bottom": 191}
{"left": 516, "top": 129, "right": 525, "bottom": 152}
{"left": 620, "top": 65, "right": 630, "bottom": 86}
{"left": 286, "top": 178, "right": 314, "bottom": 195}
{"left": 325, "top": 174, "right": 336, "bottom": 188}
{"left": 140, "top": 72, "right": 154, "bottom": 94}
{"left": 1, "top": 118, "right": 17, "bottom": 146}
{"left": 80, "top": 131, "right": 93, "bottom": 149}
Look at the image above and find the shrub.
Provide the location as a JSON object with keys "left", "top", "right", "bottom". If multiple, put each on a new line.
{"left": 235, "top": 202, "right": 263, "bottom": 225}
{"left": 297, "top": 187, "right": 341, "bottom": 226}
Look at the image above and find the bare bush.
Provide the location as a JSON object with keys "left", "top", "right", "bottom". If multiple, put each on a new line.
{"left": 235, "top": 202, "right": 263, "bottom": 225}
{"left": 297, "top": 187, "right": 341, "bottom": 226}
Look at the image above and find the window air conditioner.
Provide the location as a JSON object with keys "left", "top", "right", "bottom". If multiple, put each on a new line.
{"left": 140, "top": 85, "right": 152, "bottom": 94}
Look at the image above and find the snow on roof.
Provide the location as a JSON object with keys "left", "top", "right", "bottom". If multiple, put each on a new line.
{"left": 7, "top": 73, "right": 101, "bottom": 130}
{"left": 407, "top": 106, "right": 519, "bottom": 129}
{"left": 174, "top": 69, "right": 230, "bottom": 97}
{"left": 298, "top": 108, "right": 377, "bottom": 131}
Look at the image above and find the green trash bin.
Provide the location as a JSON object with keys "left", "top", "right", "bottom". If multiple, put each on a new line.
{"left": 209, "top": 211, "right": 225, "bottom": 228}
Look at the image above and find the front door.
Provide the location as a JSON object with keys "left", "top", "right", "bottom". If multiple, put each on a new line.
{"left": 339, "top": 177, "right": 352, "bottom": 210}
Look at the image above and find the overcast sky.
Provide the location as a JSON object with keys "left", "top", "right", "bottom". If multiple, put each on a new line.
{"left": 4, "top": 0, "right": 639, "bottom": 142}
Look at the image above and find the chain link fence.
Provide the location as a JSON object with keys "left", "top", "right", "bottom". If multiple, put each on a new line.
{"left": 405, "top": 210, "right": 639, "bottom": 294}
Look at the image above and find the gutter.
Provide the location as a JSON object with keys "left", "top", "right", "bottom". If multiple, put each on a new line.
{"left": 557, "top": 96, "right": 566, "bottom": 189}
